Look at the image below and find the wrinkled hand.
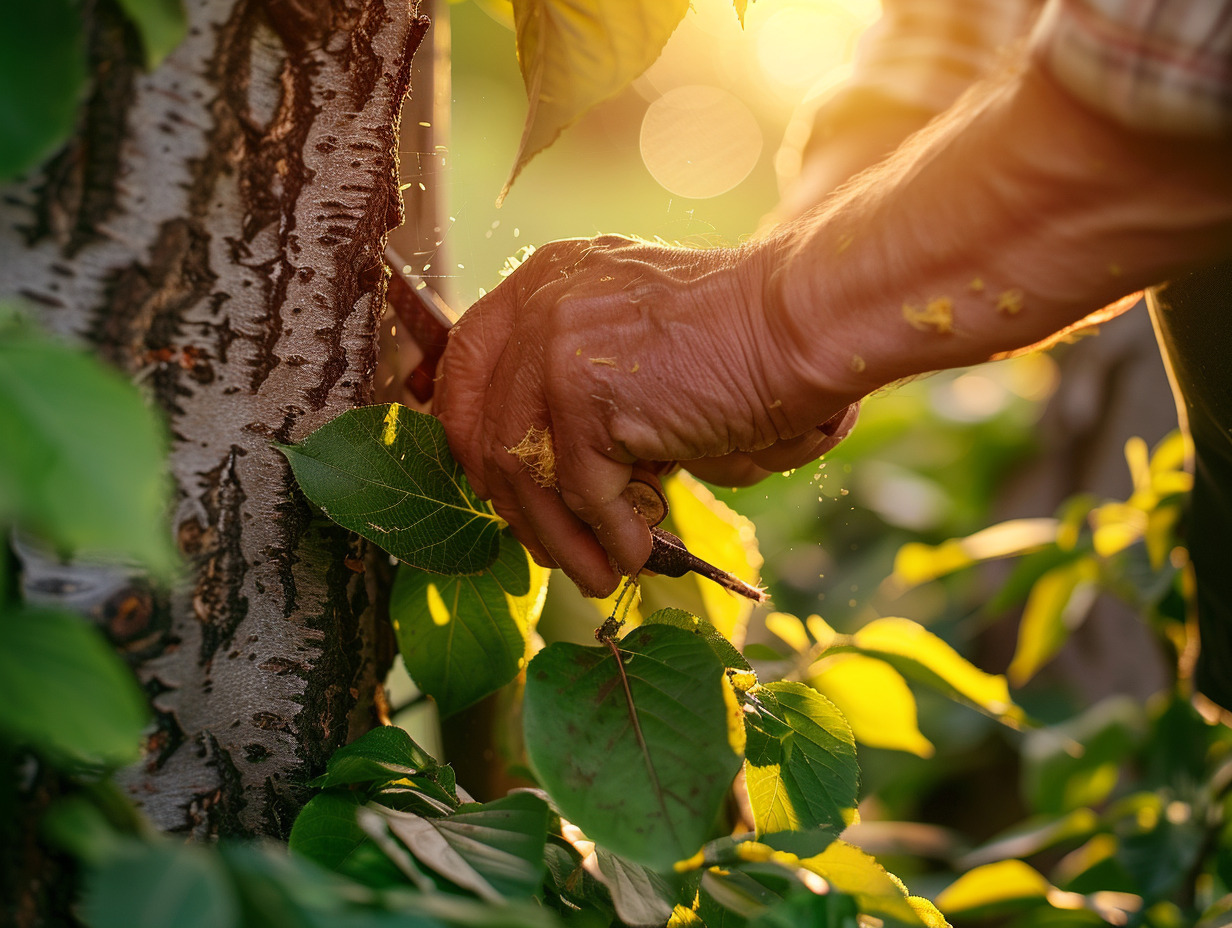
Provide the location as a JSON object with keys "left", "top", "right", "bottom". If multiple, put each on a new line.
{"left": 435, "top": 235, "right": 856, "bottom": 596}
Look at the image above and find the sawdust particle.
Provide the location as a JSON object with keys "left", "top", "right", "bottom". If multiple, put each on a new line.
{"left": 850, "top": 355, "right": 866, "bottom": 373}
{"left": 590, "top": 357, "right": 618, "bottom": 367}
{"left": 630, "top": 362, "right": 640, "bottom": 373}
{"left": 836, "top": 232, "right": 854, "bottom": 254}
{"left": 969, "top": 277, "right": 985, "bottom": 292}
{"left": 903, "top": 297, "right": 954, "bottom": 333}
{"left": 996, "top": 289, "right": 1025, "bottom": 315}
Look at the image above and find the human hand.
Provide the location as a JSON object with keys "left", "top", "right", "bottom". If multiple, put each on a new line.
{"left": 435, "top": 234, "right": 857, "bottom": 595}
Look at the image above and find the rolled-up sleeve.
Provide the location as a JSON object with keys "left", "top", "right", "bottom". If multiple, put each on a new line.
{"left": 1031, "top": 0, "right": 1232, "bottom": 136}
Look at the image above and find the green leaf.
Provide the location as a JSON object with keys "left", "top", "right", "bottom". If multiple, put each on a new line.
{"left": 0, "top": 1, "right": 87, "bottom": 181}
{"left": 643, "top": 607, "right": 752, "bottom": 671}
{"left": 810, "top": 654, "right": 934, "bottom": 758}
{"left": 375, "top": 777, "right": 462, "bottom": 818}
{"left": 502, "top": 0, "right": 690, "bottom": 202}
{"left": 0, "top": 318, "right": 176, "bottom": 576}
{"left": 41, "top": 794, "right": 132, "bottom": 867}
{"left": 1008, "top": 558, "right": 1099, "bottom": 686}
{"left": 289, "top": 792, "right": 407, "bottom": 888}
{"left": 934, "top": 860, "right": 1051, "bottom": 917}
{"left": 699, "top": 868, "right": 787, "bottom": 922}
{"left": 757, "top": 828, "right": 840, "bottom": 859}
{"left": 0, "top": 607, "right": 148, "bottom": 767}
{"left": 116, "top": 0, "right": 187, "bottom": 68}
{"left": 742, "top": 682, "right": 858, "bottom": 837}
{"left": 847, "top": 617, "right": 1026, "bottom": 727}
{"left": 220, "top": 843, "right": 444, "bottom": 928}
{"left": 751, "top": 890, "right": 859, "bottom": 928}
{"left": 1022, "top": 697, "right": 1143, "bottom": 815}
{"left": 800, "top": 842, "right": 925, "bottom": 926}
{"left": 279, "top": 404, "right": 502, "bottom": 575}
{"left": 392, "top": 533, "right": 548, "bottom": 717}
{"left": 375, "top": 792, "right": 550, "bottom": 901}
{"left": 665, "top": 473, "right": 763, "bottom": 643}
{"left": 542, "top": 841, "right": 612, "bottom": 914}
{"left": 591, "top": 848, "right": 677, "bottom": 927}
{"left": 430, "top": 793, "right": 550, "bottom": 898}
{"left": 290, "top": 792, "right": 369, "bottom": 869}
{"left": 82, "top": 842, "right": 240, "bottom": 928}
{"left": 523, "top": 622, "right": 743, "bottom": 870}
{"left": 313, "top": 725, "right": 455, "bottom": 800}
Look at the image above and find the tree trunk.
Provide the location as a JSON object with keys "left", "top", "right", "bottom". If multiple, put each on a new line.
{"left": 0, "top": 0, "right": 428, "bottom": 840}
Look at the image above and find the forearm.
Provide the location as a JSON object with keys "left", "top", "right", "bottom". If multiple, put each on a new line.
{"left": 761, "top": 59, "right": 1232, "bottom": 433}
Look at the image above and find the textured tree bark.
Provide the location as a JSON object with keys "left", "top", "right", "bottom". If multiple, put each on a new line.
{"left": 0, "top": 0, "right": 429, "bottom": 844}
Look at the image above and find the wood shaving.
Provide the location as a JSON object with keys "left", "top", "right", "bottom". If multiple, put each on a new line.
{"left": 507, "top": 426, "right": 557, "bottom": 487}
{"left": 903, "top": 297, "right": 953, "bottom": 333}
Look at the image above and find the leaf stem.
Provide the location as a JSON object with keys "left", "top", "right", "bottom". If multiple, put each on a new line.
{"left": 603, "top": 635, "right": 671, "bottom": 831}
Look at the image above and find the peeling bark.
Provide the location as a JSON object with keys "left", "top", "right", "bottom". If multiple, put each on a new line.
{"left": 0, "top": 0, "right": 429, "bottom": 841}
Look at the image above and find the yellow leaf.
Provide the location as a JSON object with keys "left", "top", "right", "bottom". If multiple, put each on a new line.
{"left": 666, "top": 472, "right": 763, "bottom": 644}
{"left": 1091, "top": 503, "right": 1146, "bottom": 557}
{"left": 666, "top": 904, "right": 704, "bottom": 927}
{"left": 1124, "top": 437, "right": 1151, "bottom": 495}
{"left": 1148, "top": 430, "right": 1190, "bottom": 478}
{"left": 1008, "top": 558, "right": 1098, "bottom": 686}
{"left": 851, "top": 618, "right": 1024, "bottom": 726}
{"left": 1151, "top": 470, "right": 1192, "bottom": 497}
{"left": 805, "top": 614, "right": 837, "bottom": 651}
{"left": 908, "top": 896, "right": 951, "bottom": 928}
{"left": 1053, "top": 833, "right": 1118, "bottom": 887}
{"left": 935, "top": 860, "right": 1051, "bottom": 915}
{"left": 503, "top": 0, "right": 690, "bottom": 202}
{"left": 811, "top": 654, "right": 934, "bottom": 757}
{"left": 1145, "top": 505, "right": 1181, "bottom": 570}
{"left": 894, "top": 540, "right": 969, "bottom": 586}
{"left": 801, "top": 842, "right": 925, "bottom": 926}
{"left": 893, "top": 519, "right": 1058, "bottom": 587}
{"left": 765, "top": 612, "right": 809, "bottom": 654}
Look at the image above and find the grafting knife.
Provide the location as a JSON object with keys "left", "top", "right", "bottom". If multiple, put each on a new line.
{"left": 382, "top": 246, "right": 767, "bottom": 604}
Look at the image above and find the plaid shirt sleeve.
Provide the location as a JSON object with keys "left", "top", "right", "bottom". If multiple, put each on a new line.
{"left": 842, "top": 0, "right": 1043, "bottom": 116}
{"left": 1031, "top": 0, "right": 1232, "bottom": 135}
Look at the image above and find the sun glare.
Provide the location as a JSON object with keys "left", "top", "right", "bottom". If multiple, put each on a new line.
{"left": 639, "top": 85, "right": 763, "bottom": 199}
{"left": 635, "top": 0, "right": 881, "bottom": 199}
